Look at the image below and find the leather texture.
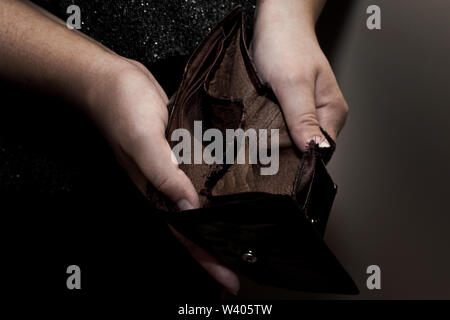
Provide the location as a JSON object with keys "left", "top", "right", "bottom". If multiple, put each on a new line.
{"left": 147, "top": 6, "right": 358, "bottom": 294}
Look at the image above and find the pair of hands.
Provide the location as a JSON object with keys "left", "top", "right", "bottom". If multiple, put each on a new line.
{"left": 91, "top": 1, "right": 348, "bottom": 294}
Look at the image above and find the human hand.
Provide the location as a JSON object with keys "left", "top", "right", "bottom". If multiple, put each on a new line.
{"left": 251, "top": 0, "right": 348, "bottom": 151}
{"left": 87, "top": 58, "right": 240, "bottom": 294}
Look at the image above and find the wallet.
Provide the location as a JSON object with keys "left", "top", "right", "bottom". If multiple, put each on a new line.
{"left": 147, "top": 6, "right": 359, "bottom": 295}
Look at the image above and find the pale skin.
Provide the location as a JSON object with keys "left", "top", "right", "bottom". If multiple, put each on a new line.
{"left": 0, "top": 0, "right": 347, "bottom": 294}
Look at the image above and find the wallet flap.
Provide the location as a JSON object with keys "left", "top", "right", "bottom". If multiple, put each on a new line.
{"left": 166, "top": 194, "right": 359, "bottom": 294}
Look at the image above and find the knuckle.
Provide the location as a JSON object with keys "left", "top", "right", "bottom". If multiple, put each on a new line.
{"left": 290, "top": 112, "right": 320, "bottom": 136}
{"left": 336, "top": 96, "right": 349, "bottom": 118}
{"left": 298, "top": 111, "right": 321, "bottom": 127}
{"left": 275, "top": 71, "right": 313, "bottom": 89}
{"left": 325, "top": 92, "right": 349, "bottom": 118}
{"left": 153, "top": 167, "right": 183, "bottom": 194}
{"left": 269, "top": 63, "right": 317, "bottom": 90}
{"left": 154, "top": 174, "right": 173, "bottom": 193}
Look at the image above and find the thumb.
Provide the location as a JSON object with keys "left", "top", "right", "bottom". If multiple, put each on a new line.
{"left": 123, "top": 132, "right": 240, "bottom": 293}
{"left": 130, "top": 131, "right": 200, "bottom": 210}
{"left": 271, "top": 76, "right": 330, "bottom": 152}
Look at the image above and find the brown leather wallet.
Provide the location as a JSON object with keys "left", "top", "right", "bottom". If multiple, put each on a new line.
{"left": 147, "top": 6, "right": 358, "bottom": 294}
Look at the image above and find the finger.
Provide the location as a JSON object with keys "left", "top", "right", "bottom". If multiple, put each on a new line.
{"left": 169, "top": 225, "right": 240, "bottom": 295}
{"left": 315, "top": 65, "right": 349, "bottom": 141}
{"left": 129, "top": 129, "right": 200, "bottom": 210}
{"left": 122, "top": 132, "right": 240, "bottom": 294}
{"left": 271, "top": 74, "right": 329, "bottom": 152}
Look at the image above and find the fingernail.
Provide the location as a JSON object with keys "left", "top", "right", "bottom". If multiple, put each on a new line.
{"left": 177, "top": 199, "right": 194, "bottom": 211}
{"left": 310, "top": 136, "right": 323, "bottom": 144}
{"left": 308, "top": 135, "right": 330, "bottom": 148}
{"left": 319, "top": 139, "right": 331, "bottom": 148}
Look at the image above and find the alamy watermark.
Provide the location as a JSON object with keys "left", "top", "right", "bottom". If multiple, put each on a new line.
{"left": 366, "top": 264, "right": 381, "bottom": 290}
{"left": 66, "top": 264, "right": 81, "bottom": 290}
{"left": 66, "top": 5, "right": 81, "bottom": 30}
{"left": 366, "top": 5, "right": 381, "bottom": 30}
{"left": 170, "top": 121, "right": 280, "bottom": 176}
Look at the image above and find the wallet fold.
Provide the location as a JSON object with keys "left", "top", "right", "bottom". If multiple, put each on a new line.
{"left": 147, "top": 6, "right": 359, "bottom": 295}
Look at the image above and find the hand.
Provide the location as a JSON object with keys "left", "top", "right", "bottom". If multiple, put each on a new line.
{"left": 87, "top": 58, "right": 240, "bottom": 294}
{"left": 86, "top": 58, "right": 195, "bottom": 202}
{"left": 251, "top": 0, "right": 348, "bottom": 151}
{"left": 0, "top": 0, "right": 239, "bottom": 295}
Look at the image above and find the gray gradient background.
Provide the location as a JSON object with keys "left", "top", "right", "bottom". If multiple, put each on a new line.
{"left": 231, "top": 0, "right": 450, "bottom": 299}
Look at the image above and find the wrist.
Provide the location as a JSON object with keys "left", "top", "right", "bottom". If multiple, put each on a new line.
{"left": 256, "top": 0, "right": 319, "bottom": 40}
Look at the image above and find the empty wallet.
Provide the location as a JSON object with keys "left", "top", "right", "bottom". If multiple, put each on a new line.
{"left": 147, "top": 6, "right": 359, "bottom": 294}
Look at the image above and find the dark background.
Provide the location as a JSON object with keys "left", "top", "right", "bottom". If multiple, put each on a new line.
{"left": 1, "top": 0, "right": 449, "bottom": 302}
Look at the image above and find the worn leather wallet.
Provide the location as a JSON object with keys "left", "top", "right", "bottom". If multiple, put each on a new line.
{"left": 147, "top": 6, "right": 358, "bottom": 294}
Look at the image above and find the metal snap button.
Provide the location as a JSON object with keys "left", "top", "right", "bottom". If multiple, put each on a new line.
{"left": 310, "top": 218, "right": 320, "bottom": 224}
{"left": 242, "top": 250, "right": 257, "bottom": 264}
